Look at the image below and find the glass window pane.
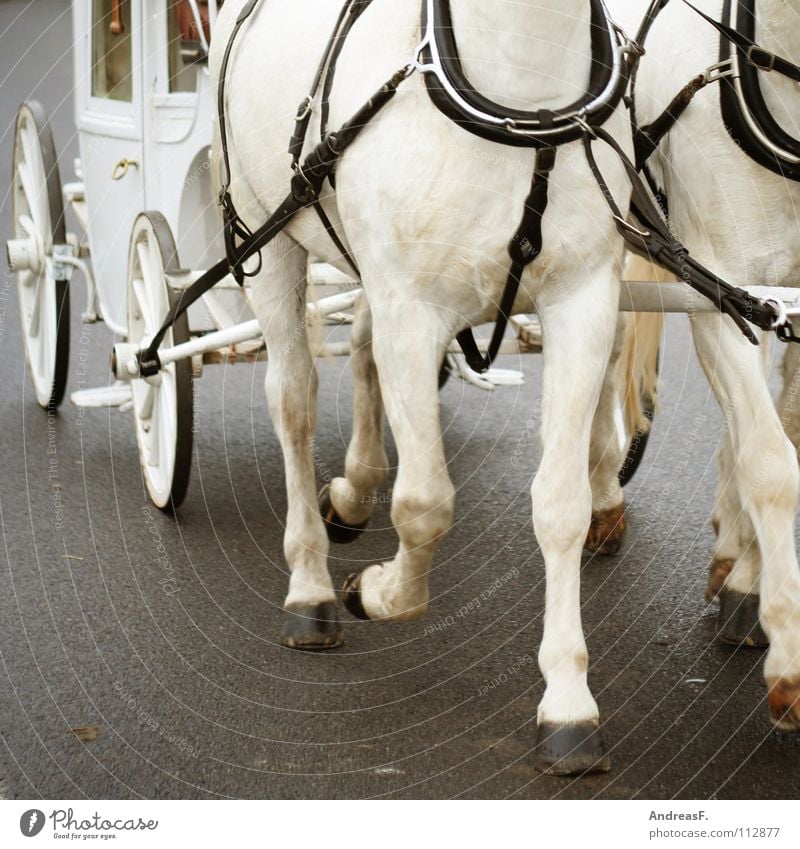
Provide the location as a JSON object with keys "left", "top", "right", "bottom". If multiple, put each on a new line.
{"left": 92, "top": 0, "right": 133, "bottom": 101}
{"left": 168, "top": 1, "right": 208, "bottom": 93}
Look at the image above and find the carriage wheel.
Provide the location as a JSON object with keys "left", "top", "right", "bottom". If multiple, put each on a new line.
{"left": 617, "top": 356, "right": 659, "bottom": 488}
{"left": 127, "top": 213, "right": 193, "bottom": 511}
{"left": 10, "top": 101, "right": 69, "bottom": 409}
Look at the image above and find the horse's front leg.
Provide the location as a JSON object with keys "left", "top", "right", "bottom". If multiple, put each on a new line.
{"left": 533, "top": 272, "right": 618, "bottom": 776}
{"left": 320, "top": 295, "right": 389, "bottom": 543}
{"left": 341, "top": 296, "right": 455, "bottom": 622}
{"left": 706, "top": 431, "right": 767, "bottom": 647}
{"left": 249, "top": 233, "right": 341, "bottom": 650}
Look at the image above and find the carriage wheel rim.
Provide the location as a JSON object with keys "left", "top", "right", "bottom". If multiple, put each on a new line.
{"left": 12, "top": 105, "right": 64, "bottom": 408}
{"left": 127, "top": 218, "right": 182, "bottom": 509}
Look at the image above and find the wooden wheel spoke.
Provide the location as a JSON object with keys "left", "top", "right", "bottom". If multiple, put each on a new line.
{"left": 137, "top": 240, "right": 167, "bottom": 321}
{"left": 131, "top": 277, "right": 159, "bottom": 336}
{"left": 157, "top": 376, "right": 176, "bottom": 472}
{"left": 17, "top": 160, "right": 46, "bottom": 238}
{"left": 28, "top": 274, "right": 43, "bottom": 339}
{"left": 139, "top": 380, "right": 157, "bottom": 422}
{"left": 145, "top": 389, "right": 160, "bottom": 468}
{"left": 36, "top": 282, "right": 51, "bottom": 380}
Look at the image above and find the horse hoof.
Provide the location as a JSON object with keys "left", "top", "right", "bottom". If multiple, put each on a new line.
{"left": 706, "top": 558, "right": 734, "bottom": 603}
{"left": 342, "top": 572, "right": 370, "bottom": 621}
{"left": 534, "top": 721, "right": 611, "bottom": 776}
{"left": 717, "top": 589, "right": 768, "bottom": 648}
{"left": 585, "top": 505, "right": 626, "bottom": 556}
{"left": 319, "top": 484, "right": 368, "bottom": 544}
{"left": 767, "top": 678, "right": 800, "bottom": 731}
{"left": 280, "top": 601, "right": 343, "bottom": 650}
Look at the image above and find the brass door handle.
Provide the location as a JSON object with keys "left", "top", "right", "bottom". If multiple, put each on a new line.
{"left": 112, "top": 158, "right": 139, "bottom": 181}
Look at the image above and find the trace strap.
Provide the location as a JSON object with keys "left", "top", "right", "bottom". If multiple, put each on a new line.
{"left": 583, "top": 125, "right": 783, "bottom": 345}
{"left": 456, "top": 147, "right": 557, "bottom": 374}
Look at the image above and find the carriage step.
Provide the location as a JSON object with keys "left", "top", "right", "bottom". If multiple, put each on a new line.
{"left": 70, "top": 383, "right": 133, "bottom": 409}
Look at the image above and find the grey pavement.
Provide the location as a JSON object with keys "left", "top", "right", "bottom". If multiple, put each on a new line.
{"left": 1, "top": 0, "right": 799, "bottom": 800}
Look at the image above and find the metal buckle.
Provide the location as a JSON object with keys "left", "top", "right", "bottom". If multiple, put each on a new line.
{"left": 765, "top": 297, "right": 789, "bottom": 331}
{"left": 612, "top": 22, "right": 644, "bottom": 59}
{"left": 746, "top": 45, "right": 776, "bottom": 72}
{"left": 614, "top": 215, "right": 651, "bottom": 239}
{"left": 296, "top": 96, "right": 313, "bottom": 121}
{"left": 703, "top": 59, "right": 735, "bottom": 84}
{"left": 574, "top": 112, "right": 598, "bottom": 139}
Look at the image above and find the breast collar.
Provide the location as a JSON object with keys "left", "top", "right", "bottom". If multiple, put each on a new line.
{"left": 415, "top": 0, "right": 635, "bottom": 148}
{"left": 718, "top": 0, "right": 800, "bottom": 181}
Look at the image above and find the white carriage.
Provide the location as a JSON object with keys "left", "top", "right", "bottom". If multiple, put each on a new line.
{"left": 11, "top": 0, "right": 799, "bottom": 512}
{"left": 8, "top": 0, "right": 372, "bottom": 510}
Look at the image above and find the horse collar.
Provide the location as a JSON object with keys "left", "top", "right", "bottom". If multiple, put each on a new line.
{"left": 415, "top": 0, "right": 635, "bottom": 149}
{"left": 718, "top": 0, "right": 800, "bottom": 181}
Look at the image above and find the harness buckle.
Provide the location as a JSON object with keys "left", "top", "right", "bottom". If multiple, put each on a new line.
{"left": 614, "top": 215, "right": 651, "bottom": 239}
{"left": 612, "top": 22, "right": 645, "bottom": 59}
{"left": 703, "top": 59, "right": 735, "bottom": 84}
{"left": 296, "top": 95, "right": 314, "bottom": 121}
{"left": 574, "top": 112, "right": 598, "bottom": 139}
{"left": 765, "top": 297, "right": 789, "bottom": 331}
{"left": 746, "top": 45, "right": 776, "bottom": 73}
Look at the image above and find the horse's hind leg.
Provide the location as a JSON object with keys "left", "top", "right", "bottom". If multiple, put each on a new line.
{"left": 320, "top": 295, "right": 389, "bottom": 543}
{"left": 532, "top": 272, "right": 618, "bottom": 775}
{"left": 585, "top": 314, "right": 629, "bottom": 555}
{"left": 249, "top": 233, "right": 341, "bottom": 650}
{"left": 341, "top": 296, "right": 455, "bottom": 622}
{"left": 691, "top": 315, "right": 800, "bottom": 729}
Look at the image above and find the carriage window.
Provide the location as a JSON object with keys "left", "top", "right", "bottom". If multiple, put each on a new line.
{"left": 92, "top": 0, "right": 133, "bottom": 101}
{"left": 168, "top": 1, "right": 209, "bottom": 92}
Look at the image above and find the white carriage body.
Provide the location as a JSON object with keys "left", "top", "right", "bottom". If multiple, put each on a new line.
{"left": 71, "top": 0, "right": 223, "bottom": 333}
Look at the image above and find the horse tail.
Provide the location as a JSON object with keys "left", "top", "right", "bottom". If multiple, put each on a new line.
{"left": 617, "top": 253, "right": 667, "bottom": 437}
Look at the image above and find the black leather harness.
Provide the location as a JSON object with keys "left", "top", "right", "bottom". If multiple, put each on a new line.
{"left": 633, "top": 0, "right": 800, "bottom": 181}
{"left": 135, "top": 0, "right": 799, "bottom": 379}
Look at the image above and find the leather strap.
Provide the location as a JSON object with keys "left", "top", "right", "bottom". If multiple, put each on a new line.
{"left": 584, "top": 125, "right": 781, "bottom": 344}
{"left": 139, "top": 67, "right": 411, "bottom": 375}
{"left": 718, "top": 0, "right": 800, "bottom": 181}
{"left": 456, "top": 147, "right": 557, "bottom": 373}
{"left": 683, "top": 0, "right": 800, "bottom": 83}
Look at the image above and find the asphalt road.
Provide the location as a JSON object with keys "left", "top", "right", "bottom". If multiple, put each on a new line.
{"left": 1, "top": 0, "right": 799, "bottom": 801}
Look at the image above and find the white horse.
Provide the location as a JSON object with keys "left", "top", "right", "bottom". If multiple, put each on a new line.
{"left": 599, "top": 0, "right": 800, "bottom": 726}
{"left": 210, "top": 0, "right": 799, "bottom": 773}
